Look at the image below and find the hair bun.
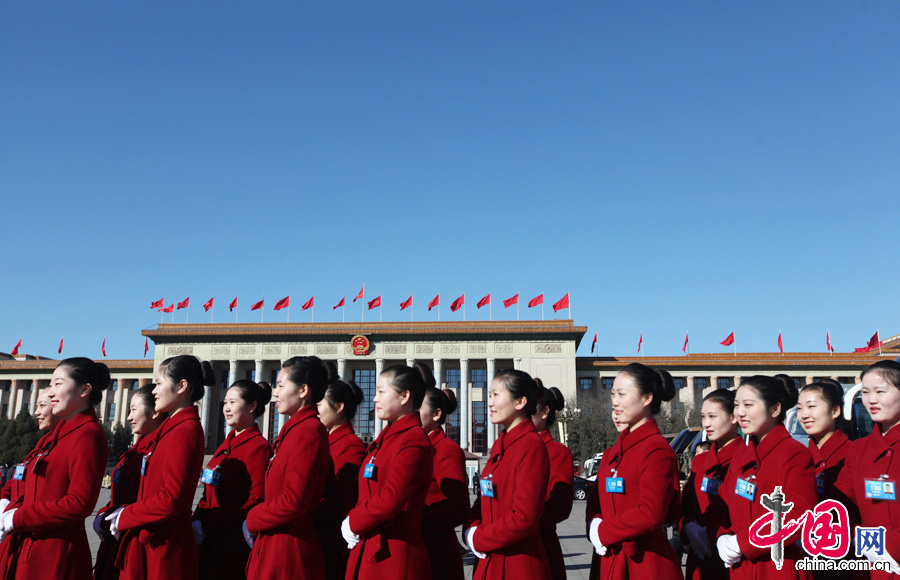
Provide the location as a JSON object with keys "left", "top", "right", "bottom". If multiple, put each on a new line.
{"left": 548, "top": 386, "right": 565, "bottom": 411}
{"left": 657, "top": 369, "right": 677, "bottom": 402}
{"left": 348, "top": 380, "right": 364, "bottom": 406}
{"left": 257, "top": 381, "right": 273, "bottom": 407}
{"left": 323, "top": 360, "right": 339, "bottom": 384}
{"left": 774, "top": 374, "right": 799, "bottom": 408}
{"left": 202, "top": 360, "right": 216, "bottom": 387}
{"left": 442, "top": 388, "right": 458, "bottom": 415}
{"left": 414, "top": 361, "right": 437, "bottom": 390}
{"left": 96, "top": 363, "right": 111, "bottom": 392}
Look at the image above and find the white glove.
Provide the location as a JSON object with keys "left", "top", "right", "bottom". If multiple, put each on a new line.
{"left": 864, "top": 547, "right": 900, "bottom": 574}
{"left": 716, "top": 534, "right": 741, "bottom": 567}
{"left": 465, "top": 527, "right": 487, "bottom": 559}
{"left": 0, "top": 499, "right": 9, "bottom": 513}
{"left": 192, "top": 520, "right": 205, "bottom": 545}
{"left": 242, "top": 520, "right": 255, "bottom": 549}
{"left": 93, "top": 513, "right": 104, "bottom": 538}
{"left": 1, "top": 509, "right": 16, "bottom": 534}
{"left": 588, "top": 517, "right": 607, "bottom": 556}
{"left": 341, "top": 517, "right": 360, "bottom": 550}
{"left": 104, "top": 507, "right": 124, "bottom": 540}
{"left": 684, "top": 522, "right": 712, "bottom": 559}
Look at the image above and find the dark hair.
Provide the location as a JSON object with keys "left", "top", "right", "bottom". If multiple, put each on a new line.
{"left": 619, "top": 363, "right": 677, "bottom": 415}
{"left": 228, "top": 379, "right": 272, "bottom": 418}
{"left": 281, "top": 356, "right": 337, "bottom": 405}
{"left": 493, "top": 369, "right": 541, "bottom": 416}
{"left": 800, "top": 378, "right": 844, "bottom": 413}
{"left": 696, "top": 441, "right": 712, "bottom": 453}
{"left": 862, "top": 360, "right": 900, "bottom": 391}
{"left": 381, "top": 364, "right": 428, "bottom": 410}
{"left": 423, "top": 388, "right": 458, "bottom": 425}
{"left": 323, "top": 380, "right": 365, "bottom": 421}
{"left": 702, "top": 388, "right": 736, "bottom": 414}
{"left": 133, "top": 384, "right": 156, "bottom": 413}
{"left": 57, "top": 357, "right": 110, "bottom": 406}
{"left": 159, "top": 355, "right": 216, "bottom": 402}
{"left": 739, "top": 374, "right": 798, "bottom": 423}
{"left": 534, "top": 378, "right": 565, "bottom": 428}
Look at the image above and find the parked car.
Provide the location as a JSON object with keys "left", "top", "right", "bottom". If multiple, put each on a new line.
{"left": 573, "top": 475, "right": 592, "bottom": 500}
{"left": 669, "top": 427, "right": 703, "bottom": 478}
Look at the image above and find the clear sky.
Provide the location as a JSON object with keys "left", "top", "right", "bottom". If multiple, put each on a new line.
{"left": 2, "top": 1, "right": 898, "bottom": 359}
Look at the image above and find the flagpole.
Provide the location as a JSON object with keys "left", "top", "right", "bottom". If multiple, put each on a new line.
{"left": 211, "top": 303, "right": 214, "bottom": 324}
{"left": 411, "top": 296, "right": 414, "bottom": 322}
{"left": 541, "top": 292, "right": 544, "bottom": 321}
{"left": 261, "top": 295, "right": 265, "bottom": 323}
{"left": 160, "top": 310, "right": 164, "bottom": 324}
{"left": 517, "top": 301, "right": 519, "bottom": 321}
{"left": 879, "top": 329, "right": 883, "bottom": 355}
{"left": 186, "top": 306, "right": 189, "bottom": 324}
{"left": 342, "top": 296, "right": 346, "bottom": 323}
{"left": 287, "top": 299, "right": 291, "bottom": 323}
{"left": 361, "top": 287, "right": 364, "bottom": 323}
{"left": 171, "top": 309, "right": 175, "bottom": 324}
{"left": 489, "top": 299, "right": 492, "bottom": 321}
{"left": 236, "top": 296, "right": 239, "bottom": 323}
{"left": 780, "top": 329, "right": 783, "bottom": 356}
{"left": 380, "top": 302, "right": 383, "bottom": 322}
{"left": 463, "top": 301, "right": 466, "bottom": 322}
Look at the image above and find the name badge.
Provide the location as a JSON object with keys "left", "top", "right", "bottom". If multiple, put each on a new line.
{"left": 865, "top": 479, "right": 896, "bottom": 501}
{"left": 201, "top": 468, "right": 221, "bottom": 486}
{"left": 112, "top": 466, "right": 122, "bottom": 485}
{"left": 701, "top": 477, "right": 722, "bottom": 495}
{"left": 605, "top": 477, "right": 624, "bottom": 494}
{"left": 363, "top": 463, "right": 375, "bottom": 479}
{"left": 13, "top": 464, "right": 25, "bottom": 481}
{"left": 141, "top": 455, "right": 148, "bottom": 476}
{"left": 480, "top": 478, "right": 495, "bottom": 498}
{"left": 736, "top": 478, "right": 756, "bottom": 501}
{"left": 816, "top": 474, "right": 825, "bottom": 495}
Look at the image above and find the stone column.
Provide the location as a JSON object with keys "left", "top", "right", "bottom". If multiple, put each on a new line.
{"left": 514, "top": 358, "right": 522, "bottom": 371}
{"left": 255, "top": 360, "right": 268, "bottom": 438}
{"left": 460, "top": 358, "right": 469, "bottom": 451}
{"left": 374, "top": 359, "right": 385, "bottom": 436}
{"left": 733, "top": 376, "right": 742, "bottom": 389}
{"left": 684, "top": 376, "right": 696, "bottom": 418}
{"left": 139, "top": 378, "right": 152, "bottom": 388}
{"left": 406, "top": 358, "right": 415, "bottom": 368}
{"left": 29, "top": 380, "right": 39, "bottom": 414}
{"left": 486, "top": 358, "right": 497, "bottom": 451}
{"left": 433, "top": 359, "right": 443, "bottom": 388}
{"left": 337, "top": 359, "right": 346, "bottom": 381}
{"left": 805, "top": 376, "right": 815, "bottom": 385}
{"left": 7, "top": 380, "right": 18, "bottom": 419}
{"left": 710, "top": 375, "right": 719, "bottom": 392}
{"left": 100, "top": 385, "right": 110, "bottom": 424}
{"left": 117, "top": 380, "right": 131, "bottom": 425}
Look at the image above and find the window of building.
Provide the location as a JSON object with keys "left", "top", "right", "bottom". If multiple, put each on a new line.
{"left": 354, "top": 369, "right": 377, "bottom": 437}
{"left": 673, "top": 378, "right": 685, "bottom": 390}
{"left": 472, "top": 369, "right": 487, "bottom": 389}
{"left": 109, "top": 403, "right": 116, "bottom": 424}
{"left": 220, "top": 370, "right": 229, "bottom": 389}
{"left": 1, "top": 404, "right": 6, "bottom": 417}
{"left": 246, "top": 370, "right": 254, "bottom": 381}
{"left": 579, "top": 378, "right": 593, "bottom": 390}
{"left": 472, "top": 401, "right": 487, "bottom": 454}
{"left": 695, "top": 378, "right": 708, "bottom": 390}
{"left": 717, "top": 377, "right": 732, "bottom": 390}
{"left": 602, "top": 378, "right": 615, "bottom": 390}
{"left": 447, "top": 406, "right": 460, "bottom": 444}
{"left": 793, "top": 378, "right": 803, "bottom": 390}
{"left": 445, "top": 369, "right": 460, "bottom": 390}
{"left": 2, "top": 381, "right": 9, "bottom": 392}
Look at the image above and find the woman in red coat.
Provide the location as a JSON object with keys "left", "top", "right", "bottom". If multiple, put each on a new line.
{"left": 797, "top": 379, "right": 851, "bottom": 503}
{"left": 680, "top": 388, "right": 743, "bottom": 580}
{"left": 104, "top": 355, "right": 213, "bottom": 580}
{"left": 94, "top": 384, "right": 165, "bottom": 580}
{"left": 835, "top": 360, "right": 900, "bottom": 578}
{"left": 464, "top": 369, "right": 552, "bottom": 580}
{"left": 243, "top": 356, "right": 334, "bottom": 580}
{"left": 420, "top": 365, "right": 469, "bottom": 580}
{"left": 532, "top": 381, "right": 573, "bottom": 580}
{"left": 315, "top": 379, "right": 367, "bottom": 580}
{"left": 0, "top": 357, "right": 109, "bottom": 580}
{"left": 193, "top": 380, "right": 272, "bottom": 580}
{"left": 344, "top": 364, "right": 434, "bottom": 580}
{"left": 711, "top": 375, "right": 816, "bottom": 579}
{"left": 585, "top": 363, "right": 683, "bottom": 580}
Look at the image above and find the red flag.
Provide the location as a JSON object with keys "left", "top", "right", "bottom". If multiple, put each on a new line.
{"left": 160, "top": 303, "right": 174, "bottom": 313}
{"left": 150, "top": 298, "right": 164, "bottom": 309}
{"left": 477, "top": 294, "right": 491, "bottom": 309}
{"left": 503, "top": 294, "right": 519, "bottom": 308}
{"left": 58, "top": 338, "right": 64, "bottom": 354}
{"left": 826, "top": 331, "right": 833, "bottom": 352}
{"left": 428, "top": 294, "right": 440, "bottom": 311}
{"left": 333, "top": 296, "right": 345, "bottom": 310}
{"left": 778, "top": 333, "right": 783, "bottom": 354}
{"left": 101, "top": 338, "right": 106, "bottom": 357}
{"left": 274, "top": 296, "right": 291, "bottom": 311}
{"left": 591, "top": 332, "right": 597, "bottom": 354}
{"left": 450, "top": 294, "right": 465, "bottom": 312}
{"left": 682, "top": 333, "right": 689, "bottom": 353}
{"left": 367, "top": 295, "right": 382, "bottom": 310}
{"left": 251, "top": 299, "right": 264, "bottom": 311}
{"left": 720, "top": 331, "right": 735, "bottom": 347}
{"left": 229, "top": 297, "right": 238, "bottom": 312}
{"left": 528, "top": 294, "right": 544, "bottom": 308}
{"left": 301, "top": 297, "right": 314, "bottom": 311}
{"left": 144, "top": 338, "right": 149, "bottom": 357}
{"left": 637, "top": 333, "right": 643, "bottom": 353}
{"left": 353, "top": 285, "right": 364, "bottom": 302}
{"left": 400, "top": 295, "right": 413, "bottom": 311}
{"left": 552, "top": 293, "right": 570, "bottom": 312}
{"left": 855, "top": 331, "right": 882, "bottom": 353}
{"left": 203, "top": 297, "right": 214, "bottom": 312}
{"left": 10, "top": 339, "right": 21, "bottom": 356}
{"left": 177, "top": 297, "right": 189, "bottom": 310}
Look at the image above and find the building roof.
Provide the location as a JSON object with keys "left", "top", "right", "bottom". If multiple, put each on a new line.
{"left": 577, "top": 351, "right": 897, "bottom": 373}
{"left": 0, "top": 359, "right": 153, "bottom": 374}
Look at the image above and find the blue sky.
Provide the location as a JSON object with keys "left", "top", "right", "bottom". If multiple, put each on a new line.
{"left": 2, "top": 1, "right": 898, "bottom": 359}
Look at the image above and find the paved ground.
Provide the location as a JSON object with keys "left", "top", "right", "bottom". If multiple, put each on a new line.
{"left": 86, "top": 489, "right": 596, "bottom": 578}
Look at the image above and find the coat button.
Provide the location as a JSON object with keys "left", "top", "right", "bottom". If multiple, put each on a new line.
{"left": 888, "top": 450, "right": 893, "bottom": 457}
{"left": 819, "top": 462, "right": 825, "bottom": 468}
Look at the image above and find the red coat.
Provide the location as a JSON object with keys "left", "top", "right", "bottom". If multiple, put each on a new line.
{"left": 115, "top": 406, "right": 205, "bottom": 580}
{"left": 0, "top": 431, "right": 53, "bottom": 506}
{"left": 465, "top": 419, "right": 551, "bottom": 580}
{"left": 585, "top": 418, "right": 683, "bottom": 580}
{"left": 538, "top": 429, "right": 574, "bottom": 580}
{"left": 315, "top": 423, "right": 367, "bottom": 580}
{"left": 679, "top": 437, "right": 745, "bottom": 580}
{"left": 193, "top": 424, "right": 271, "bottom": 580}
{"left": 709, "top": 425, "right": 816, "bottom": 580}
{"left": 835, "top": 424, "right": 900, "bottom": 580}
{"left": 809, "top": 430, "right": 850, "bottom": 503}
{"left": 245, "top": 405, "right": 330, "bottom": 580}
{"left": 95, "top": 434, "right": 154, "bottom": 580}
{"left": 1, "top": 408, "right": 107, "bottom": 580}
{"left": 346, "top": 412, "right": 434, "bottom": 580}
{"left": 422, "top": 426, "right": 469, "bottom": 580}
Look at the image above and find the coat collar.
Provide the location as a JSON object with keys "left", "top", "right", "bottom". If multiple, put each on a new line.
{"left": 51, "top": 407, "right": 99, "bottom": 445}
{"left": 490, "top": 419, "right": 536, "bottom": 461}
{"left": 428, "top": 426, "right": 447, "bottom": 445}
{"left": 539, "top": 429, "right": 554, "bottom": 445}
{"left": 808, "top": 429, "right": 849, "bottom": 465}
{"left": 868, "top": 422, "right": 900, "bottom": 462}
{"left": 220, "top": 423, "right": 262, "bottom": 454}
{"left": 275, "top": 405, "right": 318, "bottom": 450}
{"left": 151, "top": 405, "right": 200, "bottom": 448}
{"left": 329, "top": 422, "right": 357, "bottom": 445}
{"left": 368, "top": 412, "right": 422, "bottom": 453}
{"left": 738, "top": 424, "right": 791, "bottom": 470}
{"left": 608, "top": 418, "right": 661, "bottom": 466}
{"left": 705, "top": 436, "right": 744, "bottom": 475}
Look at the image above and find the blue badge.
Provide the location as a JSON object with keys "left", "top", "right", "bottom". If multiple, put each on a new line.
{"left": 735, "top": 478, "right": 756, "bottom": 501}
{"left": 363, "top": 463, "right": 375, "bottom": 479}
{"left": 865, "top": 479, "right": 896, "bottom": 501}
{"left": 816, "top": 474, "right": 825, "bottom": 495}
{"left": 13, "top": 464, "right": 25, "bottom": 481}
{"left": 605, "top": 477, "right": 624, "bottom": 494}
{"left": 141, "top": 455, "right": 148, "bottom": 476}
{"left": 112, "top": 466, "right": 121, "bottom": 485}
{"left": 201, "top": 468, "right": 221, "bottom": 486}
{"left": 480, "top": 478, "right": 495, "bottom": 498}
{"left": 701, "top": 477, "right": 721, "bottom": 495}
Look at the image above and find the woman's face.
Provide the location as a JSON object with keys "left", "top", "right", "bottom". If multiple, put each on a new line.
{"left": 701, "top": 399, "right": 738, "bottom": 443}
{"left": 47, "top": 365, "right": 91, "bottom": 420}
{"left": 862, "top": 371, "right": 900, "bottom": 432}
{"left": 374, "top": 374, "right": 409, "bottom": 422}
{"left": 274, "top": 368, "right": 306, "bottom": 416}
{"left": 223, "top": 386, "right": 257, "bottom": 430}
{"left": 419, "top": 397, "right": 441, "bottom": 434}
{"left": 152, "top": 367, "right": 187, "bottom": 414}
{"left": 316, "top": 396, "right": 341, "bottom": 431}
{"left": 33, "top": 390, "right": 58, "bottom": 431}
{"left": 797, "top": 389, "right": 840, "bottom": 440}
{"left": 488, "top": 377, "right": 527, "bottom": 429}
{"left": 610, "top": 372, "right": 652, "bottom": 431}
{"left": 734, "top": 385, "right": 780, "bottom": 438}
{"left": 127, "top": 393, "right": 161, "bottom": 436}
